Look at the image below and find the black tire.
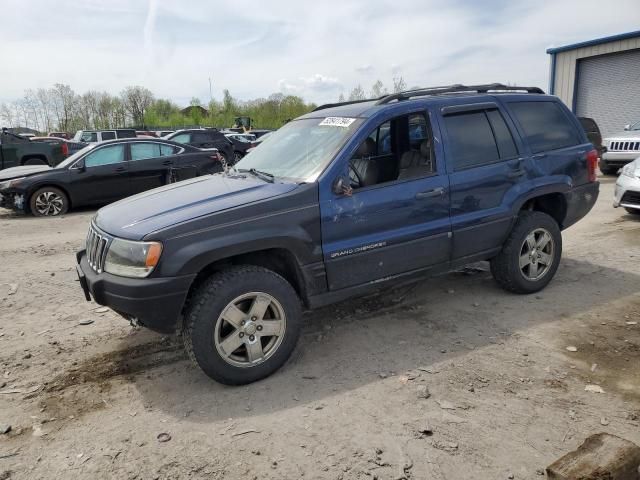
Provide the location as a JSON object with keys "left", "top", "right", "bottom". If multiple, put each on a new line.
{"left": 183, "top": 265, "right": 302, "bottom": 385}
{"left": 29, "top": 186, "right": 69, "bottom": 217}
{"left": 23, "top": 158, "right": 48, "bottom": 166}
{"left": 625, "top": 207, "right": 640, "bottom": 215}
{"left": 490, "top": 211, "right": 562, "bottom": 294}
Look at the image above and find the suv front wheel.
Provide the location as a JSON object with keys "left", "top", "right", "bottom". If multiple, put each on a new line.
{"left": 490, "top": 211, "right": 562, "bottom": 294}
{"left": 183, "top": 265, "right": 302, "bottom": 385}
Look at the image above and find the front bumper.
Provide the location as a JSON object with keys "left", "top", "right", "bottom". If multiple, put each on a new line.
{"left": 0, "top": 191, "right": 26, "bottom": 211}
{"left": 76, "top": 250, "right": 196, "bottom": 333}
{"left": 613, "top": 174, "right": 640, "bottom": 210}
{"left": 601, "top": 151, "right": 640, "bottom": 169}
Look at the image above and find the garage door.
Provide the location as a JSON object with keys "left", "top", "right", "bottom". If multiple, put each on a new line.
{"left": 575, "top": 49, "right": 640, "bottom": 137}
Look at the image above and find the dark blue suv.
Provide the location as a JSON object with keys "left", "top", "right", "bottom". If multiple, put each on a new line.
{"left": 76, "top": 84, "right": 599, "bottom": 385}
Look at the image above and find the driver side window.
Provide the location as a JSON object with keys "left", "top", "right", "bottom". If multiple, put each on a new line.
{"left": 84, "top": 145, "right": 125, "bottom": 167}
{"left": 350, "top": 112, "right": 434, "bottom": 189}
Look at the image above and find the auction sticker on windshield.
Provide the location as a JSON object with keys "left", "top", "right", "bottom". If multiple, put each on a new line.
{"left": 319, "top": 117, "right": 356, "bottom": 128}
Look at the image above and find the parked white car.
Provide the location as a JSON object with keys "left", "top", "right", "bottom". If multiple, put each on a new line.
{"left": 614, "top": 157, "right": 640, "bottom": 215}
{"left": 601, "top": 121, "right": 640, "bottom": 175}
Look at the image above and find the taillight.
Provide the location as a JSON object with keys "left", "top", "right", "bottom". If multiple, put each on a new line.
{"left": 586, "top": 149, "right": 598, "bottom": 182}
{"left": 61, "top": 142, "right": 69, "bottom": 156}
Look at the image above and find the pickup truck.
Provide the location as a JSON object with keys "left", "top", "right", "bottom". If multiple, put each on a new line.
{"left": 0, "top": 128, "right": 67, "bottom": 170}
{"left": 76, "top": 83, "right": 599, "bottom": 385}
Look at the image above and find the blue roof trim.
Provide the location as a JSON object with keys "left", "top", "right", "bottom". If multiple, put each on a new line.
{"left": 546, "top": 30, "right": 640, "bottom": 54}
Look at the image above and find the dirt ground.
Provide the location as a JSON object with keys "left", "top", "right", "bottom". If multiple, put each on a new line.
{"left": 0, "top": 176, "right": 639, "bottom": 480}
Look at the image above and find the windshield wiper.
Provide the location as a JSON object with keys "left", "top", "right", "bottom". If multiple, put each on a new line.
{"left": 239, "top": 168, "right": 275, "bottom": 183}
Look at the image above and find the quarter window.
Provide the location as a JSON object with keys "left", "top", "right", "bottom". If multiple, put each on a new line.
{"left": 101, "top": 131, "right": 116, "bottom": 141}
{"left": 84, "top": 145, "right": 125, "bottom": 167}
{"left": 509, "top": 101, "right": 580, "bottom": 153}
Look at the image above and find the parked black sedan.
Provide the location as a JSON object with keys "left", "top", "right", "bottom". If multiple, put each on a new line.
{"left": 0, "top": 138, "right": 223, "bottom": 217}
{"left": 164, "top": 129, "right": 235, "bottom": 164}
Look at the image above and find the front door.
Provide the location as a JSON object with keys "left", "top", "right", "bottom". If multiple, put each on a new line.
{"left": 71, "top": 144, "right": 130, "bottom": 205}
{"left": 321, "top": 110, "right": 451, "bottom": 291}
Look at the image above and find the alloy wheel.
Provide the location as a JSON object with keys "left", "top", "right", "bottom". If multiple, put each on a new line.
{"left": 519, "top": 227, "right": 555, "bottom": 281}
{"left": 214, "top": 292, "right": 286, "bottom": 368}
{"left": 34, "top": 191, "right": 64, "bottom": 216}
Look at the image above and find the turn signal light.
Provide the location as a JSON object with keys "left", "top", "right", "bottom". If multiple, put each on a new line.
{"left": 586, "top": 149, "right": 598, "bottom": 182}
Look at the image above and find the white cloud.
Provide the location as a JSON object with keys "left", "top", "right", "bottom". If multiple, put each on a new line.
{"left": 0, "top": 0, "right": 639, "bottom": 105}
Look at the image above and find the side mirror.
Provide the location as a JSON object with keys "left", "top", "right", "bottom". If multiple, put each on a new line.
{"left": 76, "top": 160, "right": 86, "bottom": 172}
{"left": 624, "top": 124, "right": 631, "bottom": 131}
{"left": 332, "top": 176, "right": 352, "bottom": 196}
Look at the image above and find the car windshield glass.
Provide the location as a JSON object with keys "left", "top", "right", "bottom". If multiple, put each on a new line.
{"left": 235, "top": 117, "right": 362, "bottom": 181}
{"left": 55, "top": 144, "right": 96, "bottom": 168}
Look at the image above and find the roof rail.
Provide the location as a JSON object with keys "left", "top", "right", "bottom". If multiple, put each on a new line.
{"left": 311, "top": 83, "right": 544, "bottom": 112}
{"left": 312, "top": 98, "right": 382, "bottom": 112}
{"left": 376, "top": 83, "right": 544, "bottom": 105}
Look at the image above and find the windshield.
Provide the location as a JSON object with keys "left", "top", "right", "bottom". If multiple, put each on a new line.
{"left": 55, "top": 144, "right": 96, "bottom": 168}
{"left": 235, "top": 117, "right": 362, "bottom": 181}
{"left": 630, "top": 121, "right": 640, "bottom": 131}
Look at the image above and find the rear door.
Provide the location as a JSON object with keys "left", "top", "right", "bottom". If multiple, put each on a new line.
{"left": 70, "top": 144, "right": 129, "bottom": 205}
{"left": 440, "top": 102, "right": 531, "bottom": 261}
{"left": 128, "top": 142, "right": 177, "bottom": 194}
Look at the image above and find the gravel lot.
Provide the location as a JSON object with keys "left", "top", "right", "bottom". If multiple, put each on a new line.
{"left": 0, "top": 176, "right": 638, "bottom": 479}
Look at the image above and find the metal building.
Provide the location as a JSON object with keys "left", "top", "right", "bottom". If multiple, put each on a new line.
{"left": 547, "top": 30, "right": 640, "bottom": 136}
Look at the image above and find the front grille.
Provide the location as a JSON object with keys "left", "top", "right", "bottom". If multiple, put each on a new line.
{"left": 609, "top": 140, "right": 640, "bottom": 152}
{"left": 86, "top": 224, "right": 110, "bottom": 273}
{"left": 621, "top": 190, "right": 640, "bottom": 206}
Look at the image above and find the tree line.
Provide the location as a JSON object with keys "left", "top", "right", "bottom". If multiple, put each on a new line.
{"left": 0, "top": 77, "right": 407, "bottom": 133}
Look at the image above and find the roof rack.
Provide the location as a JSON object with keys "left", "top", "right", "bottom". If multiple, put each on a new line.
{"left": 312, "top": 83, "right": 544, "bottom": 112}
{"left": 376, "top": 83, "right": 544, "bottom": 104}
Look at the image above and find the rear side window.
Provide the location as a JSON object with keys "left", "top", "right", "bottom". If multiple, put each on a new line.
{"left": 444, "top": 111, "right": 499, "bottom": 170}
{"left": 509, "top": 101, "right": 580, "bottom": 153}
{"left": 171, "top": 133, "right": 191, "bottom": 144}
{"left": 101, "top": 131, "right": 116, "bottom": 141}
{"left": 130, "top": 142, "right": 161, "bottom": 161}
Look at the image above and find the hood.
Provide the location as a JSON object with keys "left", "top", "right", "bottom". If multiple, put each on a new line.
{"left": 0, "top": 165, "right": 52, "bottom": 181}
{"left": 605, "top": 130, "right": 640, "bottom": 140}
{"left": 95, "top": 173, "right": 298, "bottom": 240}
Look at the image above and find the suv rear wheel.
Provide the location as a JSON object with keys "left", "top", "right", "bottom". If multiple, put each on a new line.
{"left": 183, "top": 265, "right": 302, "bottom": 385}
{"left": 490, "top": 211, "right": 562, "bottom": 294}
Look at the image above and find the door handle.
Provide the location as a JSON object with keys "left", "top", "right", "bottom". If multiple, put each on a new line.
{"left": 114, "top": 166, "right": 126, "bottom": 172}
{"left": 532, "top": 153, "right": 547, "bottom": 160}
{"left": 162, "top": 160, "right": 172, "bottom": 166}
{"left": 415, "top": 187, "right": 445, "bottom": 199}
{"left": 507, "top": 169, "right": 526, "bottom": 178}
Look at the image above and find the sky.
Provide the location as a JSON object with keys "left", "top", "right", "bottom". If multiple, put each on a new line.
{"left": 0, "top": 0, "right": 639, "bottom": 106}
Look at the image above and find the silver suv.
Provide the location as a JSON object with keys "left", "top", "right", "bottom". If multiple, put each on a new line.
{"left": 601, "top": 121, "right": 640, "bottom": 174}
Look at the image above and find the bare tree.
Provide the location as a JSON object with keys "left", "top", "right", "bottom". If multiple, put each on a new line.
{"left": 51, "top": 84, "right": 77, "bottom": 132}
{"left": 121, "top": 86, "right": 154, "bottom": 126}
{"left": 370, "top": 80, "right": 387, "bottom": 98}
{"left": 348, "top": 84, "right": 366, "bottom": 101}
{"left": 0, "top": 103, "right": 17, "bottom": 128}
{"left": 337, "top": 92, "right": 345, "bottom": 103}
{"left": 392, "top": 76, "right": 407, "bottom": 93}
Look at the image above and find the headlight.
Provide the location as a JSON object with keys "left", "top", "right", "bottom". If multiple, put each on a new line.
{"left": 104, "top": 238, "right": 163, "bottom": 278}
{"left": 0, "top": 177, "right": 25, "bottom": 190}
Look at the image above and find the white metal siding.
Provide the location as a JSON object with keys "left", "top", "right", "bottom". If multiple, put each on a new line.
{"left": 552, "top": 35, "right": 640, "bottom": 106}
{"left": 575, "top": 49, "right": 640, "bottom": 136}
